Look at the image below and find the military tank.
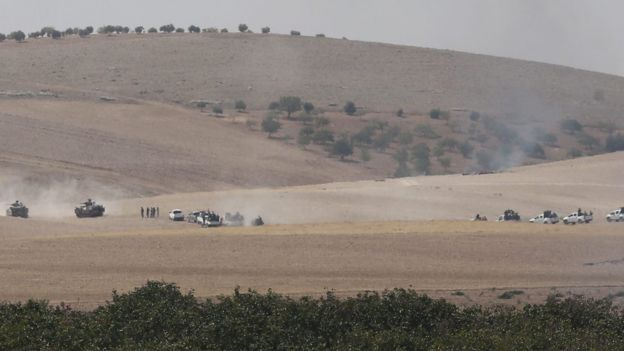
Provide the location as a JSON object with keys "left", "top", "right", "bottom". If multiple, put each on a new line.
{"left": 74, "top": 199, "right": 105, "bottom": 218}
{"left": 6, "top": 201, "right": 29, "bottom": 218}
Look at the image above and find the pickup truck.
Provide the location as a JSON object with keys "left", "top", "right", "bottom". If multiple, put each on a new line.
{"left": 606, "top": 208, "right": 624, "bottom": 222}
{"left": 563, "top": 211, "right": 593, "bottom": 225}
{"left": 529, "top": 210, "right": 559, "bottom": 224}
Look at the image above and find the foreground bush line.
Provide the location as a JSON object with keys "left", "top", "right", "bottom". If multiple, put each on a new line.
{"left": 1, "top": 281, "right": 623, "bottom": 350}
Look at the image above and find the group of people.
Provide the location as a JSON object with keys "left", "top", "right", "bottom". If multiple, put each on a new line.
{"left": 141, "top": 206, "right": 159, "bottom": 219}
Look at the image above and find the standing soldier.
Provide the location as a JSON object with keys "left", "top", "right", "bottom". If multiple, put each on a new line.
{"left": 141, "top": 206, "right": 144, "bottom": 219}
{"left": 156, "top": 207, "right": 159, "bottom": 218}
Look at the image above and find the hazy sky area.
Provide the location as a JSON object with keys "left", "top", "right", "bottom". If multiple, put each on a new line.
{"left": 1, "top": 0, "right": 622, "bottom": 76}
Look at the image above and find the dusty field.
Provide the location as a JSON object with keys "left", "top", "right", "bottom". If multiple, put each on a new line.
{"left": 0, "top": 152, "right": 622, "bottom": 309}
{"left": 1, "top": 218, "right": 624, "bottom": 309}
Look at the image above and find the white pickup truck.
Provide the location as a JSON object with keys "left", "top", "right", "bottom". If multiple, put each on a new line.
{"left": 563, "top": 211, "right": 593, "bottom": 225}
{"left": 529, "top": 210, "right": 559, "bottom": 224}
{"left": 606, "top": 208, "right": 624, "bottom": 222}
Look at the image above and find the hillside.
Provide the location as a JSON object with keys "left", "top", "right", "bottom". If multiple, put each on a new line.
{"left": 1, "top": 32, "right": 623, "bottom": 192}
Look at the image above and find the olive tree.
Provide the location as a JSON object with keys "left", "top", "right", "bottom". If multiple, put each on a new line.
{"left": 261, "top": 115, "right": 281, "bottom": 137}
{"left": 331, "top": 137, "right": 353, "bottom": 160}
{"left": 279, "top": 96, "right": 302, "bottom": 119}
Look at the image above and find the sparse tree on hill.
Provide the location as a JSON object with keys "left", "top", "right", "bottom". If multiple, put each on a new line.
{"left": 331, "top": 136, "right": 353, "bottom": 160}
{"left": 268, "top": 101, "right": 280, "bottom": 110}
{"left": 135, "top": 26, "right": 144, "bottom": 34}
{"left": 344, "top": 101, "right": 356, "bottom": 116}
{"left": 303, "top": 102, "right": 314, "bottom": 114}
{"left": 298, "top": 127, "right": 314, "bottom": 147}
{"left": 122, "top": 26, "right": 130, "bottom": 33}
{"left": 235, "top": 100, "right": 247, "bottom": 111}
{"left": 160, "top": 24, "right": 175, "bottom": 33}
{"left": 312, "top": 129, "right": 334, "bottom": 145}
{"left": 148, "top": 27, "right": 157, "bottom": 33}
{"left": 373, "top": 131, "right": 393, "bottom": 152}
{"left": 12, "top": 31, "right": 25, "bottom": 42}
{"left": 220, "top": 28, "right": 229, "bottom": 33}
{"left": 411, "top": 143, "right": 431, "bottom": 174}
{"left": 279, "top": 96, "right": 302, "bottom": 119}
{"left": 0, "top": 33, "right": 6, "bottom": 42}
{"left": 238, "top": 24, "right": 248, "bottom": 33}
{"left": 40, "top": 26, "right": 56, "bottom": 37}
{"left": 262, "top": 26, "right": 270, "bottom": 34}
{"left": 64, "top": 28, "right": 74, "bottom": 36}
{"left": 261, "top": 115, "right": 281, "bottom": 137}
{"left": 314, "top": 116, "right": 330, "bottom": 129}
{"left": 560, "top": 118, "right": 583, "bottom": 134}
{"left": 188, "top": 25, "right": 200, "bottom": 33}
{"left": 175, "top": 28, "right": 184, "bottom": 33}
{"left": 429, "top": 108, "right": 441, "bottom": 119}
{"left": 605, "top": 133, "right": 624, "bottom": 152}
{"left": 85, "top": 26, "right": 94, "bottom": 34}
{"left": 459, "top": 140, "right": 474, "bottom": 158}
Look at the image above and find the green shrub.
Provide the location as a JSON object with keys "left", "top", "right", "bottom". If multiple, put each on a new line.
{"left": 220, "top": 28, "right": 229, "bottom": 33}
{"left": 522, "top": 142, "right": 546, "bottom": 159}
{"left": 567, "top": 148, "right": 583, "bottom": 158}
{"left": 576, "top": 132, "right": 601, "bottom": 150}
{"left": 238, "top": 24, "right": 248, "bottom": 32}
{"left": 374, "top": 131, "right": 394, "bottom": 152}
{"left": 135, "top": 26, "right": 144, "bottom": 34}
{"left": 188, "top": 25, "right": 200, "bottom": 33}
{"left": 398, "top": 131, "right": 414, "bottom": 145}
{"left": 396, "top": 109, "right": 404, "bottom": 118}
{"left": 212, "top": 105, "right": 223, "bottom": 114}
{"left": 411, "top": 143, "right": 431, "bottom": 173}
{"left": 344, "top": 101, "right": 357, "bottom": 116}
{"left": 261, "top": 26, "right": 270, "bottom": 34}
{"left": 313, "top": 129, "right": 334, "bottom": 144}
{"left": 360, "top": 148, "right": 372, "bottom": 162}
{"left": 459, "top": 141, "right": 474, "bottom": 158}
{"left": 175, "top": 28, "right": 184, "bottom": 33}
{"left": 148, "top": 27, "right": 157, "bottom": 33}
{"left": 235, "top": 100, "right": 247, "bottom": 111}
{"left": 0, "top": 281, "right": 622, "bottom": 349}
{"left": 561, "top": 118, "right": 583, "bottom": 134}
{"left": 303, "top": 102, "right": 314, "bottom": 113}
{"left": 314, "top": 116, "right": 330, "bottom": 129}
{"left": 429, "top": 108, "right": 441, "bottom": 119}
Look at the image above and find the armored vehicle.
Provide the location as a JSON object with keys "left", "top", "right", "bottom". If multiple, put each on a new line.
{"left": 75, "top": 199, "right": 105, "bottom": 218}
{"left": 6, "top": 201, "right": 28, "bottom": 218}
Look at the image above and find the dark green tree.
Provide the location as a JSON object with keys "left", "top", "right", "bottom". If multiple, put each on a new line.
{"left": 331, "top": 137, "right": 353, "bottom": 160}
{"left": 262, "top": 26, "right": 270, "bottom": 34}
{"left": 303, "top": 102, "right": 314, "bottom": 113}
{"left": 135, "top": 26, "right": 144, "bottom": 34}
{"left": 261, "top": 115, "right": 281, "bottom": 137}
{"left": 238, "top": 24, "right": 248, "bottom": 32}
{"left": 188, "top": 25, "right": 200, "bottom": 33}
{"left": 148, "top": 27, "right": 158, "bottom": 33}
{"left": 279, "top": 96, "right": 302, "bottom": 119}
